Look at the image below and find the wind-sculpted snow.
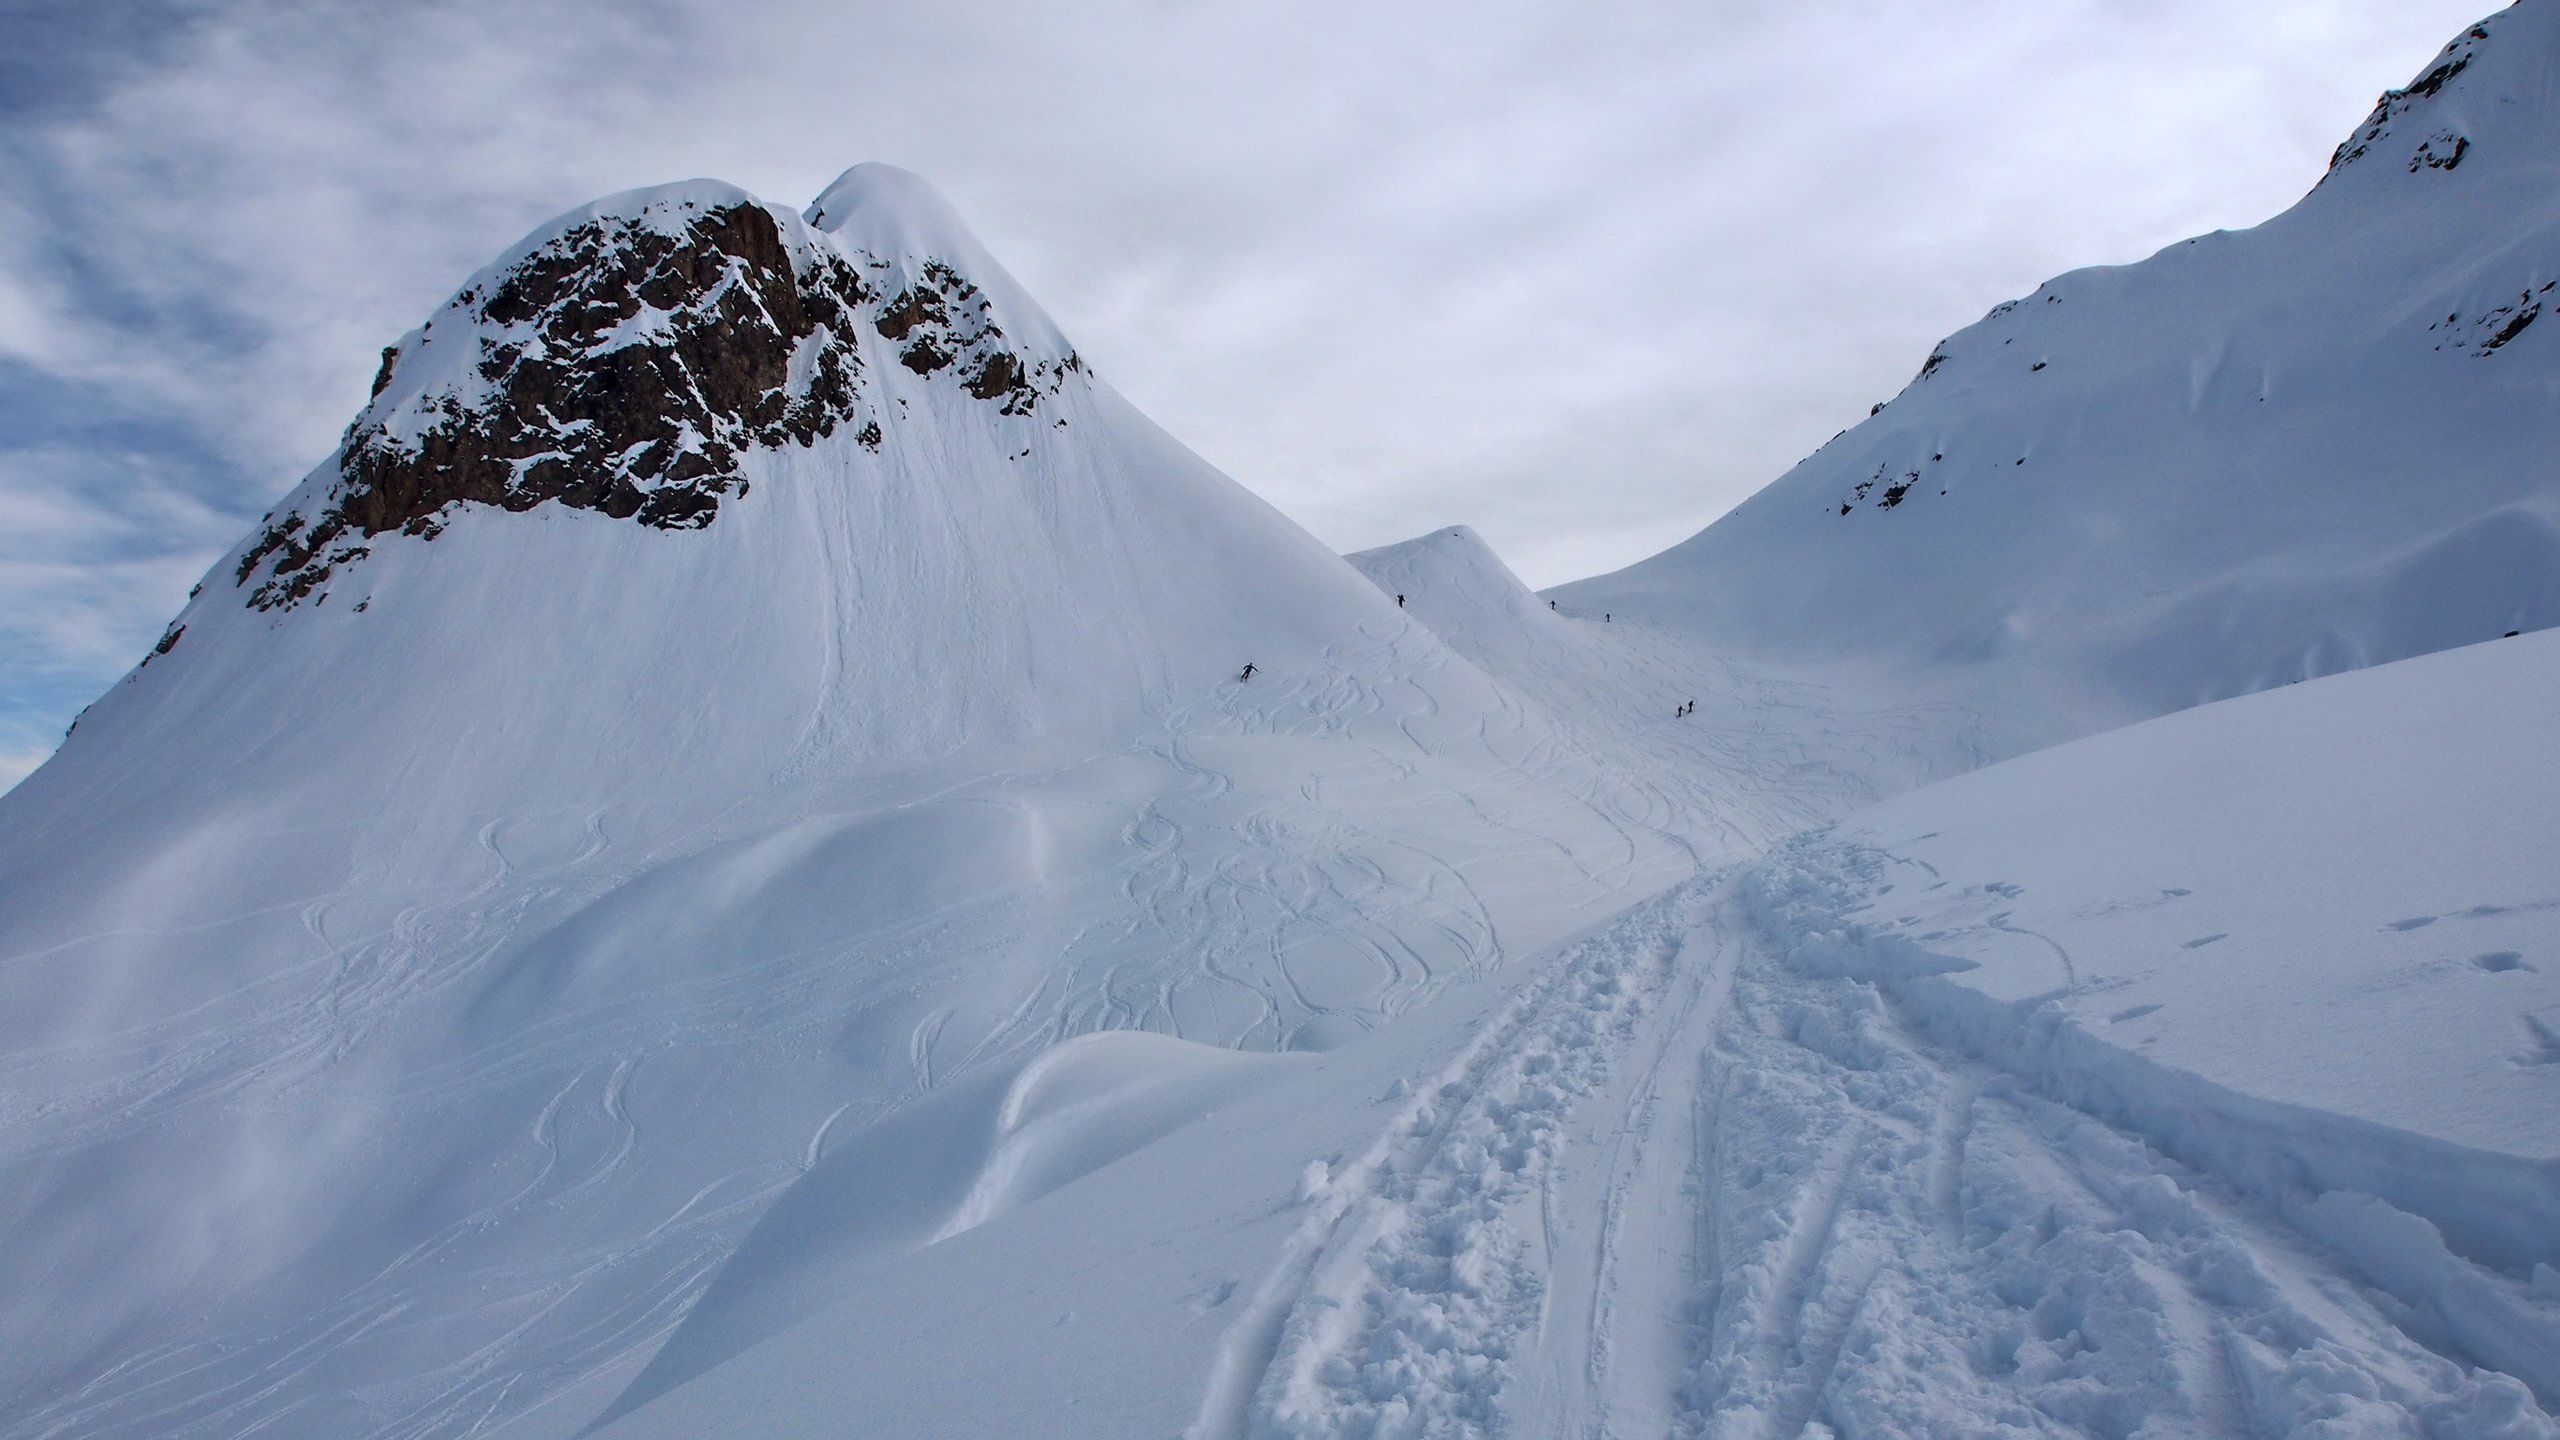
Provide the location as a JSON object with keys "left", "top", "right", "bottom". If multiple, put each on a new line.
{"left": 603, "top": 1031, "right": 1306, "bottom": 1425}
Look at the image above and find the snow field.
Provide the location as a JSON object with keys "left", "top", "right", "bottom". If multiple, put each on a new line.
{"left": 1728, "top": 847, "right": 2558, "bottom": 1437}
{"left": 12, "top": 9, "right": 2560, "bottom": 1426}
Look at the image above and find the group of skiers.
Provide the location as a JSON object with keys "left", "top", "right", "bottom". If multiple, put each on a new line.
{"left": 1237, "top": 592, "right": 1624, "bottom": 685}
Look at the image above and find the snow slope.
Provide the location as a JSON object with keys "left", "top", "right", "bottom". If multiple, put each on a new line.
{"left": 1560, "top": 1, "right": 2560, "bottom": 743}
{"left": 0, "top": 166, "right": 1753, "bottom": 1440}
{"left": 580, "top": 628, "right": 2560, "bottom": 1440}
{"left": 7, "top": 6, "right": 2560, "bottom": 1437}
{"left": 1738, "top": 628, "right": 2560, "bottom": 1432}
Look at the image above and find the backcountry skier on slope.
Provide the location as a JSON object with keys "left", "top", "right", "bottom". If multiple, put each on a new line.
{"left": 1239, "top": 663, "right": 1256, "bottom": 682}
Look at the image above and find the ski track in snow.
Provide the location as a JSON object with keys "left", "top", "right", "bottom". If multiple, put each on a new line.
{"left": 20, "top": 64, "right": 2560, "bottom": 1432}
{"left": 12, "top": 608, "right": 2555, "bottom": 1440}
{"left": 19, "top": 606, "right": 2548, "bottom": 1440}
{"left": 1, "top": 603, "right": 1967, "bottom": 1440}
{"left": 1195, "top": 857, "right": 2560, "bottom": 1440}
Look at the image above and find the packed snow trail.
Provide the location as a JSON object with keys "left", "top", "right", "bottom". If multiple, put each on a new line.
{"left": 1708, "top": 847, "right": 2555, "bottom": 1439}
{"left": 1195, "top": 857, "right": 2559, "bottom": 1439}
{"left": 1202, "top": 873, "right": 1733, "bottom": 1440}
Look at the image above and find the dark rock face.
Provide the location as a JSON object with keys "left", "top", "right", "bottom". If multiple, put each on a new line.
{"left": 2428, "top": 283, "right": 2556, "bottom": 358}
{"left": 2410, "top": 131, "right": 2470, "bottom": 173}
{"left": 233, "top": 197, "right": 1089, "bottom": 612}
{"left": 2328, "top": 24, "right": 2488, "bottom": 174}
{"left": 240, "top": 202, "right": 873, "bottom": 609}
{"left": 874, "top": 259, "right": 1085, "bottom": 415}
{"left": 1838, "top": 460, "right": 1930, "bottom": 516}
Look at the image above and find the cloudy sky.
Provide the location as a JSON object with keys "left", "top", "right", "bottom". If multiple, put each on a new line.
{"left": 0, "top": 0, "right": 2489, "bottom": 788}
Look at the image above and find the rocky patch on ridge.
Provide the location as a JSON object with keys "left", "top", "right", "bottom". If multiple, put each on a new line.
{"left": 235, "top": 190, "right": 1088, "bottom": 612}
{"left": 2329, "top": 22, "right": 2491, "bottom": 174}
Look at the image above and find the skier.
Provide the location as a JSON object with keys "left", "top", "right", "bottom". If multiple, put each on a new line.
{"left": 1239, "top": 662, "right": 1256, "bottom": 682}
{"left": 1397, "top": 594, "right": 1405, "bottom": 608}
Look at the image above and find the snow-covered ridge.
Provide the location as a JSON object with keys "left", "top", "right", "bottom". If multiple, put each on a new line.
{"left": 2326, "top": 14, "right": 2495, "bottom": 175}
{"left": 1558, "top": 0, "right": 2560, "bottom": 743}
{"left": 230, "top": 166, "right": 1086, "bottom": 612}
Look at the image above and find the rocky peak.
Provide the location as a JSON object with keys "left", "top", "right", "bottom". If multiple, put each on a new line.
{"left": 233, "top": 169, "right": 1089, "bottom": 612}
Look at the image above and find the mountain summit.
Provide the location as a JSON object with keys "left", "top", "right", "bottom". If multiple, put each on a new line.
{"left": 0, "top": 165, "right": 1462, "bottom": 1435}
{"left": 29, "top": 164, "right": 1396, "bottom": 824}
{"left": 233, "top": 166, "right": 1079, "bottom": 612}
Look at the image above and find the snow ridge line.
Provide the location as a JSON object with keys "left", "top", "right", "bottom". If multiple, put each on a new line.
{"left": 1187, "top": 871, "right": 1720, "bottom": 1440}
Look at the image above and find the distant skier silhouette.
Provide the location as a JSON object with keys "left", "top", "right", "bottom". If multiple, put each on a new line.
{"left": 1397, "top": 594, "right": 1405, "bottom": 608}
{"left": 1239, "top": 663, "right": 1256, "bottom": 682}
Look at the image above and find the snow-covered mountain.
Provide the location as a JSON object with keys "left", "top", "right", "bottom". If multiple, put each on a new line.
{"left": 0, "top": 164, "right": 1730, "bottom": 1439}
{"left": 6, "top": 7, "right": 2560, "bottom": 1438}
{"left": 1561, "top": 2, "right": 2560, "bottom": 742}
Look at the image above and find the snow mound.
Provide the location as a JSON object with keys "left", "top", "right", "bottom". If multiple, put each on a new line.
{"left": 1348, "top": 524, "right": 1572, "bottom": 641}
{"left": 600, "top": 1030, "right": 1302, "bottom": 1423}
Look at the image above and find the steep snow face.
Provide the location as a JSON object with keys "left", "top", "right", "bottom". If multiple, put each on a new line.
{"left": 1349, "top": 524, "right": 1569, "bottom": 640}
{"left": 805, "top": 161, "right": 1077, "bottom": 374}
{"left": 24, "top": 166, "right": 1391, "bottom": 827}
{"left": 1560, "top": 0, "right": 2560, "bottom": 738}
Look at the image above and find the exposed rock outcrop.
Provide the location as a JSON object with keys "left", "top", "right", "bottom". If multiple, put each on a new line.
{"left": 234, "top": 181, "right": 1087, "bottom": 612}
